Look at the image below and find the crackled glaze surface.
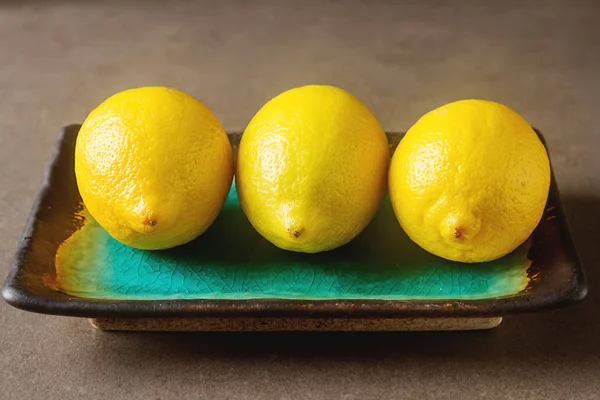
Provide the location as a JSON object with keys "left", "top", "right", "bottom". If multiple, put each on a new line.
{"left": 56, "top": 183, "right": 531, "bottom": 300}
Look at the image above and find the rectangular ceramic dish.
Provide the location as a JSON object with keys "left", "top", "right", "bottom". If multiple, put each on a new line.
{"left": 1, "top": 125, "right": 587, "bottom": 329}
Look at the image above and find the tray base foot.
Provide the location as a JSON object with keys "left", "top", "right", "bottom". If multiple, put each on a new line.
{"left": 90, "top": 317, "right": 502, "bottom": 331}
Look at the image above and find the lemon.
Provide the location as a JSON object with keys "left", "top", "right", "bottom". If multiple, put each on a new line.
{"left": 389, "top": 99, "right": 550, "bottom": 263}
{"left": 75, "top": 87, "right": 234, "bottom": 250}
{"left": 236, "top": 85, "right": 390, "bottom": 253}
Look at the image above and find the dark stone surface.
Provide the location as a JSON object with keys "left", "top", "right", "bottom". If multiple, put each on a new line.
{"left": 1, "top": 1, "right": 598, "bottom": 399}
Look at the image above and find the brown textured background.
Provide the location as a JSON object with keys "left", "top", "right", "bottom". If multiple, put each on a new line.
{"left": 1, "top": 1, "right": 599, "bottom": 399}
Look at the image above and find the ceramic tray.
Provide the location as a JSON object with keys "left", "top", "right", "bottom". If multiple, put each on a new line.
{"left": 1, "top": 125, "right": 587, "bottom": 330}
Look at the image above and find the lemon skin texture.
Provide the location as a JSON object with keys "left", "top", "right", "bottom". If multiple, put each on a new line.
{"left": 236, "top": 85, "right": 390, "bottom": 253}
{"left": 75, "top": 87, "right": 234, "bottom": 250}
{"left": 389, "top": 99, "right": 551, "bottom": 263}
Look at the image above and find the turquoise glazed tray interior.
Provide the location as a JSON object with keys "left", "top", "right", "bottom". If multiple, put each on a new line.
{"left": 56, "top": 183, "right": 530, "bottom": 301}
{"left": 2, "top": 126, "right": 586, "bottom": 319}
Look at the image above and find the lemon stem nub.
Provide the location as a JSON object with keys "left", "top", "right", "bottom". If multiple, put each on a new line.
{"left": 454, "top": 228, "right": 463, "bottom": 239}
{"left": 441, "top": 211, "right": 481, "bottom": 242}
{"left": 287, "top": 227, "right": 303, "bottom": 238}
{"left": 144, "top": 217, "right": 157, "bottom": 227}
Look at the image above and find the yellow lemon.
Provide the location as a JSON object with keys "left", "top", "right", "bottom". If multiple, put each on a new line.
{"left": 236, "top": 85, "right": 390, "bottom": 253}
{"left": 389, "top": 99, "right": 551, "bottom": 263}
{"left": 75, "top": 87, "right": 234, "bottom": 250}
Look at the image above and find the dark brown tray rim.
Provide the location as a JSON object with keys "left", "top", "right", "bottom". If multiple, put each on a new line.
{"left": 1, "top": 125, "right": 587, "bottom": 319}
